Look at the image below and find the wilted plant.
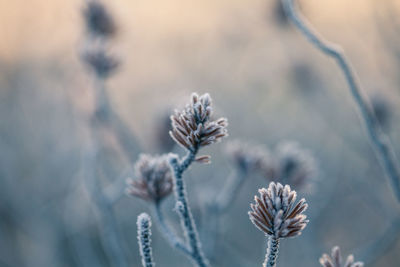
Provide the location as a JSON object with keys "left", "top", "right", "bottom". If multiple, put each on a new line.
{"left": 82, "top": 47, "right": 119, "bottom": 79}
{"left": 166, "top": 92, "right": 228, "bottom": 267}
{"left": 169, "top": 93, "right": 228, "bottom": 159}
{"left": 272, "top": 141, "right": 317, "bottom": 190}
{"left": 282, "top": 0, "right": 400, "bottom": 203}
{"left": 126, "top": 154, "right": 173, "bottom": 203}
{"left": 249, "top": 182, "right": 308, "bottom": 267}
{"left": 83, "top": 0, "right": 116, "bottom": 38}
{"left": 319, "top": 246, "right": 364, "bottom": 267}
{"left": 225, "top": 140, "right": 272, "bottom": 175}
{"left": 137, "top": 213, "right": 155, "bottom": 267}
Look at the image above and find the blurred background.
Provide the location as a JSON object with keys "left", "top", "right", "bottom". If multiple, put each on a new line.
{"left": 0, "top": 0, "right": 399, "bottom": 266}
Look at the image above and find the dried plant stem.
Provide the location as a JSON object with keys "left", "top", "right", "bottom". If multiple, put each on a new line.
{"left": 137, "top": 213, "right": 155, "bottom": 267}
{"left": 83, "top": 74, "right": 130, "bottom": 267}
{"left": 264, "top": 237, "right": 280, "bottom": 267}
{"left": 358, "top": 215, "right": 400, "bottom": 265}
{"left": 282, "top": 0, "right": 400, "bottom": 203}
{"left": 153, "top": 203, "right": 192, "bottom": 256}
{"left": 93, "top": 76, "right": 140, "bottom": 162}
{"left": 216, "top": 170, "right": 247, "bottom": 213}
{"left": 203, "top": 170, "right": 247, "bottom": 259}
{"left": 83, "top": 143, "right": 128, "bottom": 267}
{"left": 169, "top": 150, "right": 210, "bottom": 267}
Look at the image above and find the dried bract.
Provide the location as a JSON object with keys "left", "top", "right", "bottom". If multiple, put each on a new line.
{"left": 84, "top": 1, "right": 116, "bottom": 37}
{"left": 169, "top": 93, "right": 228, "bottom": 153}
{"left": 82, "top": 48, "right": 119, "bottom": 78}
{"left": 249, "top": 182, "right": 308, "bottom": 238}
{"left": 225, "top": 140, "right": 273, "bottom": 174}
{"left": 273, "top": 141, "right": 316, "bottom": 189}
{"left": 319, "top": 246, "right": 364, "bottom": 267}
{"left": 126, "top": 154, "right": 173, "bottom": 203}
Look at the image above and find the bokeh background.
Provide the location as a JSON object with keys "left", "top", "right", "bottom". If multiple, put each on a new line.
{"left": 0, "top": 0, "right": 400, "bottom": 266}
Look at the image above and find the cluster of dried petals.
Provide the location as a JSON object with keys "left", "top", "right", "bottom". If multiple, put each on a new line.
{"left": 169, "top": 93, "right": 228, "bottom": 159}
{"left": 249, "top": 182, "right": 308, "bottom": 238}
{"left": 126, "top": 154, "right": 173, "bottom": 203}
{"left": 225, "top": 140, "right": 273, "bottom": 174}
{"left": 320, "top": 246, "right": 364, "bottom": 267}
{"left": 83, "top": 1, "right": 116, "bottom": 37}
{"left": 272, "top": 141, "right": 317, "bottom": 189}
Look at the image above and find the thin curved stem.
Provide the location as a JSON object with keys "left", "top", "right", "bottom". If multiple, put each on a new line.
{"left": 264, "top": 237, "right": 280, "bottom": 267}
{"left": 203, "top": 169, "right": 247, "bottom": 260}
{"left": 215, "top": 169, "right": 246, "bottom": 213}
{"left": 83, "top": 145, "right": 128, "bottom": 267}
{"left": 357, "top": 215, "right": 400, "bottom": 265}
{"left": 169, "top": 150, "right": 210, "bottom": 267}
{"left": 153, "top": 203, "right": 192, "bottom": 256}
{"left": 282, "top": 0, "right": 400, "bottom": 203}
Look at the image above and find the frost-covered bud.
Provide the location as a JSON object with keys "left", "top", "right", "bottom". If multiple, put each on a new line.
{"left": 82, "top": 48, "right": 119, "bottom": 78}
{"left": 319, "top": 246, "right": 363, "bottom": 267}
{"left": 169, "top": 93, "right": 228, "bottom": 153}
{"left": 273, "top": 141, "right": 317, "bottom": 190}
{"left": 225, "top": 140, "right": 273, "bottom": 175}
{"left": 83, "top": 1, "right": 116, "bottom": 37}
{"left": 249, "top": 182, "right": 308, "bottom": 238}
{"left": 126, "top": 154, "right": 173, "bottom": 203}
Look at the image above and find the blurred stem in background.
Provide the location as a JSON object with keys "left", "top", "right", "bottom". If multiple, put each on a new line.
{"left": 79, "top": 0, "right": 141, "bottom": 266}
{"left": 202, "top": 169, "right": 248, "bottom": 260}
{"left": 282, "top": 0, "right": 400, "bottom": 263}
{"left": 281, "top": 0, "right": 400, "bottom": 204}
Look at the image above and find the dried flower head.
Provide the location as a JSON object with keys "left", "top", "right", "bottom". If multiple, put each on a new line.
{"left": 225, "top": 140, "right": 273, "bottom": 174}
{"left": 83, "top": 1, "right": 116, "bottom": 37}
{"left": 273, "top": 141, "right": 317, "bottom": 189}
{"left": 126, "top": 154, "right": 173, "bottom": 203}
{"left": 169, "top": 93, "right": 228, "bottom": 155}
{"left": 319, "top": 246, "right": 364, "bottom": 267}
{"left": 82, "top": 48, "right": 119, "bottom": 78}
{"left": 249, "top": 182, "right": 308, "bottom": 238}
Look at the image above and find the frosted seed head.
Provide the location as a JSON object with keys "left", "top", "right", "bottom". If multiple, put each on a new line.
{"left": 169, "top": 93, "right": 228, "bottom": 153}
{"left": 225, "top": 140, "right": 273, "bottom": 175}
{"left": 273, "top": 141, "right": 317, "bottom": 191}
{"left": 83, "top": 0, "right": 116, "bottom": 37}
{"left": 248, "top": 182, "right": 308, "bottom": 238}
{"left": 319, "top": 246, "right": 363, "bottom": 267}
{"left": 126, "top": 154, "right": 173, "bottom": 203}
{"left": 81, "top": 48, "right": 119, "bottom": 78}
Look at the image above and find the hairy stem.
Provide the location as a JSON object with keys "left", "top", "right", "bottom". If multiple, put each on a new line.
{"left": 169, "top": 150, "right": 209, "bottom": 267}
{"left": 137, "top": 213, "right": 155, "bottom": 267}
{"left": 264, "top": 237, "right": 280, "bottom": 267}
{"left": 153, "top": 203, "right": 192, "bottom": 256}
{"left": 282, "top": 0, "right": 400, "bottom": 203}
